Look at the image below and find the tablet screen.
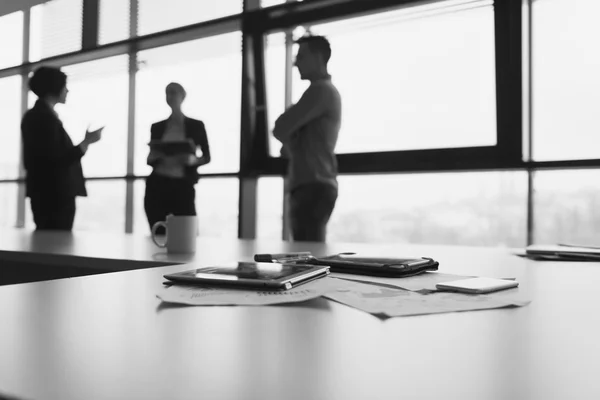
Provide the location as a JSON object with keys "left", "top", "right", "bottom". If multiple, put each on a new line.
{"left": 178, "top": 262, "right": 313, "bottom": 281}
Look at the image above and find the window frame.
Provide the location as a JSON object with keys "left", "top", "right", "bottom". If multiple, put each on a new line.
{"left": 245, "top": 0, "right": 524, "bottom": 175}
{"left": 1, "top": 0, "right": 599, "bottom": 243}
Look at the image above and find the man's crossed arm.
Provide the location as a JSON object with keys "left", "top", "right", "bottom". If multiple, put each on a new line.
{"left": 273, "top": 84, "right": 328, "bottom": 144}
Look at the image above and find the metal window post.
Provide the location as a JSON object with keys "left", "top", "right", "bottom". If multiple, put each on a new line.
{"left": 526, "top": 0, "right": 534, "bottom": 245}
{"left": 238, "top": 0, "right": 263, "bottom": 239}
{"left": 16, "top": 8, "right": 32, "bottom": 228}
{"left": 82, "top": 0, "right": 99, "bottom": 50}
{"left": 125, "top": 0, "right": 138, "bottom": 234}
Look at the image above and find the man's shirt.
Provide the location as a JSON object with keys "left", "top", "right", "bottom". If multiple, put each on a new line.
{"left": 273, "top": 76, "right": 342, "bottom": 192}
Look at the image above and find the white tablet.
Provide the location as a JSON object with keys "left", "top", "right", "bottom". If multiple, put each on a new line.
{"left": 435, "top": 277, "right": 518, "bottom": 294}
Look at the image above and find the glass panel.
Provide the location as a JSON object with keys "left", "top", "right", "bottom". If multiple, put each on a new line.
{"left": 132, "top": 179, "right": 148, "bottom": 235}
{"left": 533, "top": 170, "right": 600, "bottom": 245}
{"left": 74, "top": 180, "right": 126, "bottom": 231}
{"left": 0, "top": 75, "right": 22, "bottom": 180}
{"left": 135, "top": 33, "right": 242, "bottom": 175}
{"left": 532, "top": 0, "right": 600, "bottom": 161}
{"left": 328, "top": 172, "right": 527, "bottom": 247}
{"left": 57, "top": 55, "right": 129, "bottom": 177}
{"left": 286, "top": 0, "right": 496, "bottom": 154}
{"left": 30, "top": 0, "right": 83, "bottom": 61}
{"left": 24, "top": 180, "right": 126, "bottom": 231}
{"left": 265, "top": 33, "right": 286, "bottom": 157}
{"left": 262, "top": 0, "right": 287, "bottom": 7}
{"left": 0, "top": 183, "right": 18, "bottom": 228}
{"left": 195, "top": 178, "right": 238, "bottom": 238}
{"left": 132, "top": 178, "right": 238, "bottom": 238}
{"left": 138, "top": 0, "right": 242, "bottom": 36}
{"left": 257, "top": 177, "right": 284, "bottom": 239}
{"left": 0, "top": 11, "right": 23, "bottom": 69}
{"left": 99, "top": 0, "right": 130, "bottom": 45}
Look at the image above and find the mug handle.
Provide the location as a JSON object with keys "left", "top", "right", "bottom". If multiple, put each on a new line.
{"left": 151, "top": 221, "right": 168, "bottom": 248}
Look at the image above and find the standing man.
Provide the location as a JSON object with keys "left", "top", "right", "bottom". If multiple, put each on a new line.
{"left": 273, "top": 35, "right": 342, "bottom": 242}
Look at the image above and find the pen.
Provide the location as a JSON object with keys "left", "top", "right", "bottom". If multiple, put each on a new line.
{"left": 254, "top": 252, "right": 314, "bottom": 263}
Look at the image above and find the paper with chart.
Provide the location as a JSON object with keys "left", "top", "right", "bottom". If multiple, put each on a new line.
{"left": 156, "top": 277, "right": 347, "bottom": 306}
{"left": 330, "top": 271, "right": 476, "bottom": 292}
{"left": 324, "top": 279, "right": 531, "bottom": 318}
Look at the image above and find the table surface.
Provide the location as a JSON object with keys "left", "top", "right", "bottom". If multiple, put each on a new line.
{"left": 1, "top": 228, "right": 599, "bottom": 400}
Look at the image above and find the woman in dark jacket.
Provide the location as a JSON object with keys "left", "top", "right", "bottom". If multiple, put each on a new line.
{"left": 21, "top": 66, "right": 103, "bottom": 231}
{"left": 144, "top": 82, "right": 211, "bottom": 233}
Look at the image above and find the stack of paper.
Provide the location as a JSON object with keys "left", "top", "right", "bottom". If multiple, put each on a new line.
{"left": 157, "top": 277, "right": 345, "bottom": 306}
{"left": 157, "top": 272, "right": 531, "bottom": 318}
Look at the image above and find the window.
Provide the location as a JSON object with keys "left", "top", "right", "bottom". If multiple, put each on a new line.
{"left": 73, "top": 180, "right": 126, "bottom": 231}
{"left": 137, "top": 0, "right": 242, "bottom": 36}
{"left": 0, "top": 183, "right": 18, "bottom": 228}
{"left": 24, "top": 180, "right": 126, "bottom": 231}
{"left": 135, "top": 33, "right": 242, "bottom": 176}
{"left": 132, "top": 178, "right": 239, "bottom": 238}
{"left": 284, "top": 0, "right": 496, "bottom": 154}
{"left": 257, "top": 177, "right": 284, "bottom": 239}
{"left": 195, "top": 178, "right": 238, "bottom": 238}
{"left": 132, "top": 179, "right": 149, "bottom": 235}
{"left": 0, "top": 75, "right": 23, "bottom": 180}
{"left": 0, "top": 11, "right": 23, "bottom": 69}
{"left": 533, "top": 169, "right": 600, "bottom": 245}
{"left": 328, "top": 172, "right": 527, "bottom": 247}
{"left": 99, "top": 0, "right": 130, "bottom": 45}
{"left": 58, "top": 55, "right": 129, "bottom": 177}
{"left": 532, "top": 0, "right": 600, "bottom": 161}
{"left": 262, "top": 0, "right": 287, "bottom": 7}
{"left": 30, "top": 0, "right": 83, "bottom": 61}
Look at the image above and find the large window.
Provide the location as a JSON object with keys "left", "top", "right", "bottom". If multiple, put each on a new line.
{"left": 533, "top": 170, "right": 600, "bottom": 245}
{"left": 137, "top": 0, "right": 242, "bottom": 36}
{"left": 262, "top": 0, "right": 287, "bottom": 8}
{"left": 328, "top": 172, "right": 527, "bottom": 247}
{"left": 30, "top": 0, "right": 83, "bottom": 61}
{"left": 532, "top": 0, "right": 600, "bottom": 161}
{"left": 0, "top": 183, "right": 18, "bottom": 228}
{"left": 1, "top": 0, "right": 598, "bottom": 247}
{"left": 58, "top": 56, "right": 129, "bottom": 177}
{"left": 282, "top": 0, "right": 497, "bottom": 155}
{"left": 257, "top": 177, "right": 284, "bottom": 239}
{"left": 135, "top": 33, "right": 242, "bottom": 176}
{"left": 0, "top": 76, "right": 23, "bottom": 180}
{"left": 99, "top": 0, "right": 130, "bottom": 45}
{"left": 74, "top": 180, "right": 126, "bottom": 231}
{"left": 132, "top": 178, "right": 238, "bottom": 238}
{"left": 0, "top": 11, "right": 23, "bottom": 69}
{"left": 24, "top": 181, "right": 126, "bottom": 231}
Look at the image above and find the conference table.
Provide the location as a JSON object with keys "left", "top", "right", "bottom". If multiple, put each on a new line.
{"left": 1, "top": 228, "right": 599, "bottom": 400}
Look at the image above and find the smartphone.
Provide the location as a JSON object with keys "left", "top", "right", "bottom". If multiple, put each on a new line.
{"left": 435, "top": 277, "right": 518, "bottom": 294}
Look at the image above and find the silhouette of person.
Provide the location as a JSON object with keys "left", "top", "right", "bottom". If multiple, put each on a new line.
{"left": 21, "top": 66, "right": 103, "bottom": 231}
{"left": 144, "top": 82, "right": 211, "bottom": 234}
{"left": 273, "top": 35, "right": 342, "bottom": 242}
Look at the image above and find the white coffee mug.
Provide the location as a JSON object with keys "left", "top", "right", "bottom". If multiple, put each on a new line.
{"left": 151, "top": 215, "right": 198, "bottom": 253}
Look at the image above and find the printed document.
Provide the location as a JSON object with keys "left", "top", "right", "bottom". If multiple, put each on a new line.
{"left": 156, "top": 277, "right": 345, "bottom": 306}
{"left": 324, "top": 279, "right": 531, "bottom": 318}
{"left": 330, "top": 272, "right": 475, "bottom": 292}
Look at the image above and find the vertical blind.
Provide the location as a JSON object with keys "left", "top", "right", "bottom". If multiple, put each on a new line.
{"left": 29, "top": 0, "right": 82, "bottom": 61}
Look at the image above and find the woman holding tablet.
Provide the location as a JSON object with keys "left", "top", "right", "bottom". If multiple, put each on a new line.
{"left": 144, "top": 82, "right": 211, "bottom": 234}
